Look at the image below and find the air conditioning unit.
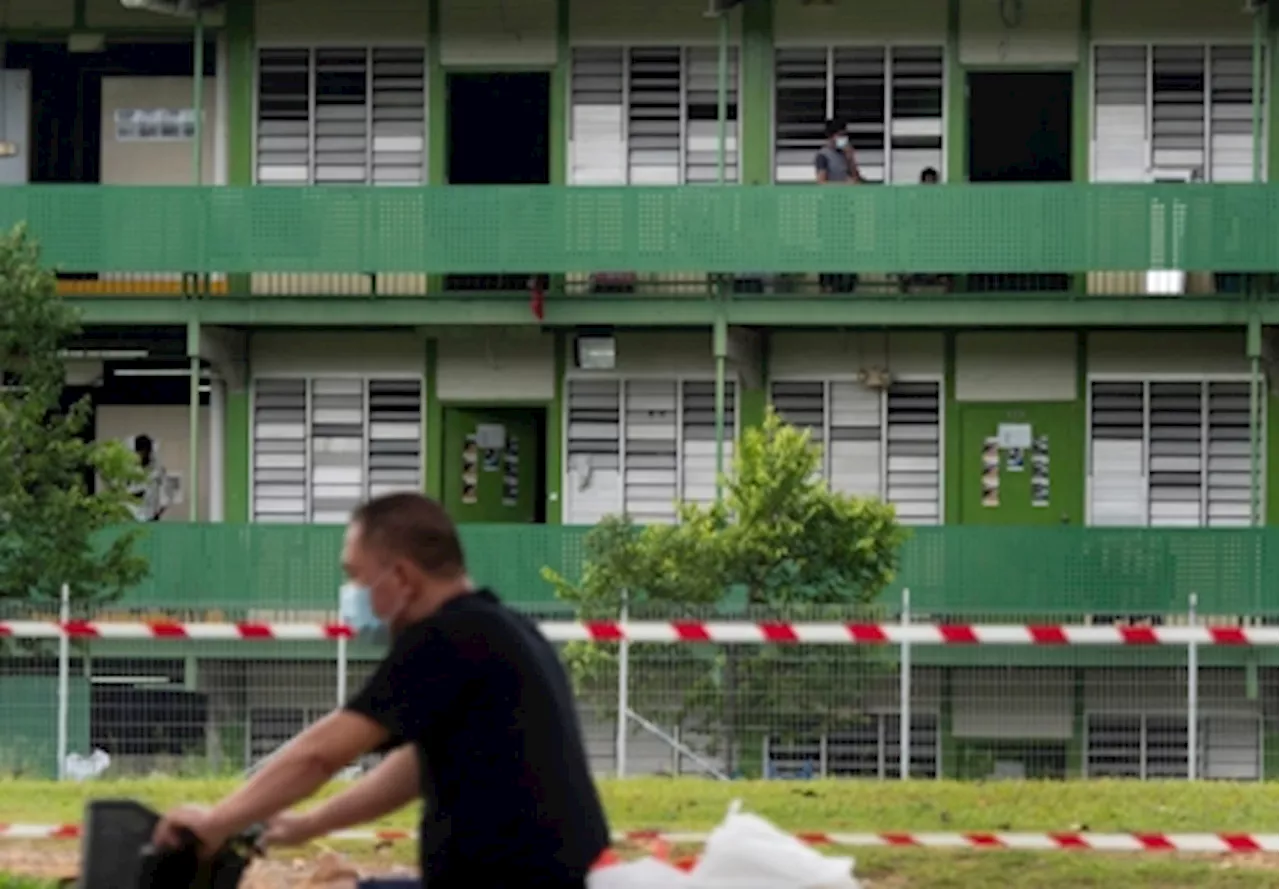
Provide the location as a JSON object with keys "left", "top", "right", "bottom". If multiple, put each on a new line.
{"left": 119, "top": 0, "right": 223, "bottom": 16}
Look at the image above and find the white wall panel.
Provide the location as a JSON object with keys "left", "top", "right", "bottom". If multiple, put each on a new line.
{"left": 97, "top": 405, "right": 213, "bottom": 522}
{"left": 769, "top": 332, "right": 945, "bottom": 378}
{"left": 1092, "top": 0, "right": 1254, "bottom": 41}
{"left": 952, "top": 668, "right": 1074, "bottom": 740}
{"left": 774, "top": 0, "right": 946, "bottom": 45}
{"left": 955, "top": 332, "right": 1078, "bottom": 402}
{"left": 1087, "top": 332, "right": 1250, "bottom": 375}
{"left": 1085, "top": 668, "right": 1258, "bottom": 712}
{"left": 566, "top": 332, "right": 718, "bottom": 376}
{"left": 86, "top": 0, "right": 223, "bottom": 27}
{"left": 958, "top": 0, "right": 1080, "bottom": 66}
{"left": 257, "top": 0, "right": 427, "bottom": 43}
{"left": 440, "top": 0, "right": 557, "bottom": 67}
{"left": 570, "top": 0, "right": 734, "bottom": 44}
{"left": 436, "top": 332, "right": 555, "bottom": 402}
{"left": 101, "top": 78, "right": 219, "bottom": 186}
{"left": 249, "top": 332, "right": 423, "bottom": 376}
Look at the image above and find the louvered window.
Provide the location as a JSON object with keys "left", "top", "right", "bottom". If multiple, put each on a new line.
{"left": 569, "top": 49, "right": 626, "bottom": 185}
{"left": 773, "top": 46, "right": 943, "bottom": 183}
{"left": 563, "top": 378, "right": 738, "bottom": 524}
{"left": 565, "top": 379, "right": 623, "bottom": 525}
{"left": 252, "top": 377, "right": 423, "bottom": 522}
{"left": 624, "top": 380, "right": 679, "bottom": 523}
{"left": 766, "top": 713, "right": 939, "bottom": 779}
{"left": 1085, "top": 712, "right": 1260, "bottom": 781}
{"left": 681, "top": 380, "right": 736, "bottom": 506}
{"left": 256, "top": 47, "right": 426, "bottom": 185}
{"left": 568, "top": 46, "right": 741, "bottom": 185}
{"left": 252, "top": 379, "right": 308, "bottom": 521}
{"left": 256, "top": 49, "right": 311, "bottom": 184}
{"left": 1092, "top": 44, "right": 1267, "bottom": 182}
{"left": 368, "top": 380, "right": 424, "bottom": 498}
{"left": 770, "top": 379, "right": 941, "bottom": 523}
{"left": 683, "top": 48, "right": 739, "bottom": 182}
{"left": 1088, "top": 379, "right": 1262, "bottom": 527}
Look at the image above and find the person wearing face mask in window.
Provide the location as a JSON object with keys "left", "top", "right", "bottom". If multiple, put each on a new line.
{"left": 815, "top": 118, "right": 861, "bottom": 294}
{"left": 151, "top": 492, "right": 610, "bottom": 889}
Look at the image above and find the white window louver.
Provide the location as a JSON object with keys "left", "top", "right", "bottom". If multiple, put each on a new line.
{"left": 252, "top": 377, "right": 423, "bottom": 523}
{"left": 628, "top": 47, "right": 682, "bottom": 185}
{"left": 624, "top": 380, "right": 679, "bottom": 523}
{"left": 256, "top": 49, "right": 311, "bottom": 184}
{"left": 1092, "top": 43, "right": 1267, "bottom": 182}
{"left": 563, "top": 378, "right": 738, "bottom": 524}
{"left": 773, "top": 46, "right": 943, "bottom": 183}
{"left": 309, "top": 377, "right": 365, "bottom": 523}
{"left": 252, "top": 379, "right": 308, "bottom": 521}
{"left": 682, "top": 47, "right": 739, "bottom": 183}
{"left": 565, "top": 379, "right": 623, "bottom": 525}
{"left": 1205, "top": 381, "right": 1252, "bottom": 526}
{"left": 313, "top": 48, "right": 369, "bottom": 185}
{"left": 681, "top": 380, "right": 736, "bottom": 506}
{"left": 1087, "top": 381, "right": 1146, "bottom": 526}
{"left": 1208, "top": 46, "right": 1257, "bottom": 182}
{"left": 257, "top": 47, "right": 426, "bottom": 186}
{"left": 1151, "top": 46, "right": 1206, "bottom": 174}
{"left": 886, "top": 382, "right": 941, "bottom": 525}
{"left": 368, "top": 379, "right": 424, "bottom": 499}
{"left": 769, "top": 380, "right": 941, "bottom": 523}
{"left": 569, "top": 48, "right": 626, "bottom": 185}
{"left": 1089, "top": 379, "right": 1264, "bottom": 527}
{"left": 371, "top": 48, "right": 427, "bottom": 185}
{"left": 1092, "top": 45, "right": 1148, "bottom": 182}
{"left": 567, "top": 46, "right": 740, "bottom": 185}
{"left": 1146, "top": 381, "right": 1203, "bottom": 527}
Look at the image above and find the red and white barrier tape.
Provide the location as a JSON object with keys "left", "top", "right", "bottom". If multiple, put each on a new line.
{"left": 0, "top": 824, "right": 1275, "bottom": 853}
{"left": 1, "top": 620, "right": 1275, "bottom": 646}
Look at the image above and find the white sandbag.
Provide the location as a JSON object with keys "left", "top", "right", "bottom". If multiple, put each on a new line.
{"left": 687, "top": 801, "right": 862, "bottom": 889}
{"left": 588, "top": 857, "right": 694, "bottom": 888}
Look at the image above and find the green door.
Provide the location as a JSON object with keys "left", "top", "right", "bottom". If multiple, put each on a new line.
{"left": 442, "top": 407, "right": 542, "bottom": 523}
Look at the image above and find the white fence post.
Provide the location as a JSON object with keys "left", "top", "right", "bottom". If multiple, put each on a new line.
{"left": 336, "top": 588, "right": 348, "bottom": 708}
{"left": 899, "top": 587, "right": 911, "bottom": 781}
{"left": 1187, "top": 592, "right": 1198, "bottom": 781}
{"left": 56, "top": 583, "right": 71, "bottom": 782}
{"left": 616, "top": 591, "right": 630, "bottom": 779}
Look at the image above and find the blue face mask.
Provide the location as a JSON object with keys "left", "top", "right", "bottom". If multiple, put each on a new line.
{"left": 340, "top": 582, "right": 390, "bottom": 645}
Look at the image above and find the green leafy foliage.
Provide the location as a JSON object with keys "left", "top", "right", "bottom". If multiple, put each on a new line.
{"left": 544, "top": 409, "right": 908, "bottom": 774}
{"left": 0, "top": 225, "right": 148, "bottom": 607}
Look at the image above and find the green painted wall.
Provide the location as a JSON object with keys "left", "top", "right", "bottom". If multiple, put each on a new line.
{"left": 954, "top": 402, "right": 1085, "bottom": 526}
{"left": 441, "top": 406, "right": 542, "bottom": 523}
{"left": 1269, "top": 394, "right": 1278, "bottom": 526}
{"left": 740, "top": 0, "right": 774, "bottom": 186}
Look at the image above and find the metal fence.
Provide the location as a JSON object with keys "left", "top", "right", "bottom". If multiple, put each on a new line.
{"left": 2, "top": 588, "right": 1275, "bottom": 783}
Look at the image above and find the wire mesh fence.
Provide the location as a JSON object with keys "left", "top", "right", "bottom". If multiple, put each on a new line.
{"left": 1, "top": 588, "right": 1275, "bottom": 783}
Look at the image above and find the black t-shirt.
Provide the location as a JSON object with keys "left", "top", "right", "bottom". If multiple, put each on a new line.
{"left": 345, "top": 589, "right": 610, "bottom": 888}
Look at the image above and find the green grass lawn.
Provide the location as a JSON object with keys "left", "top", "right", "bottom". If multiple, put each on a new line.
{"left": 0, "top": 779, "right": 1276, "bottom": 888}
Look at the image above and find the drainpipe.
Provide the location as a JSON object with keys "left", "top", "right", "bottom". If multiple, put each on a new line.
{"left": 189, "top": 10, "right": 205, "bottom": 520}
{"left": 712, "top": 4, "right": 732, "bottom": 502}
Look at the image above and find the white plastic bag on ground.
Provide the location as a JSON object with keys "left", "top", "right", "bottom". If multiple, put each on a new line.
{"left": 588, "top": 857, "right": 693, "bottom": 888}
{"left": 64, "top": 748, "right": 111, "bottom": 781}
{"left": 686, "top": 801, "right": 862, "bottom": 889}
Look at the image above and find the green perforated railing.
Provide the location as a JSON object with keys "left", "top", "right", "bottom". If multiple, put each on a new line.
{"left": 0, "top": 184, "right": 1275, "bottom": 274}
{"left": 71, "top": 524, "right": 1279, "bottom": 619}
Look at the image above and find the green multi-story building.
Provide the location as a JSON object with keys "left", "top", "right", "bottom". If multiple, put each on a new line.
{"left": 0, "top": 0, "right": 1275, "bottom": 781}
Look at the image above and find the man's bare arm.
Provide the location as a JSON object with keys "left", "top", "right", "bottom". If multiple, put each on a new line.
{"left": 303, "top": 745, "right": 420, "bottom": 835}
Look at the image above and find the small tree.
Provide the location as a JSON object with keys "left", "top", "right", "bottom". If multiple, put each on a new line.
{"left": 0, "top": 225, "right": 148, "bottom": 610}
{"left": 545, "top": 409, "right": 908, "bottom": 774}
